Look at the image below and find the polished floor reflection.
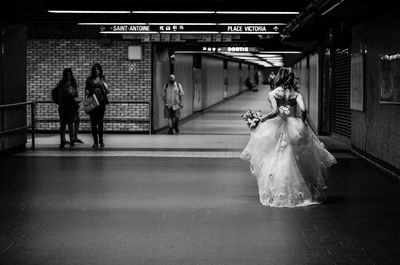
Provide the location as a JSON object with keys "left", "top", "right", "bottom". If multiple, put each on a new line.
{"left": 1, "top": 89, "right": 399, "bottom": 265}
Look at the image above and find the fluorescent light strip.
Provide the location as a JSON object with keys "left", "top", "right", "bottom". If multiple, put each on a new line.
{"left": 264, "top": 57, "right": 282, "bottom": 60}
{"left": 175, "top": 51, "right": 212, "bottom": 54}
{"left": 220, "top": 32, "right": 279, "bottom": 34}
{"left": 260, "top": 51, "right": 302, "bottom": 54}
{"left": 49, "top": 10, "right": 298, "bottom": 15}
{"left": 99, "top": 31, "right": 159, "bottom": 34}
{"left": 234, "top": 56, "right": 258, "bottom": 59}
{"left": 159, "top": 31, "right": 219, "bottom": 34}
{"left": 321, "top": 0, "right": 345, "bottom": 16}
{"left": 132, "top": 11, "right": 215, "bottom": 14}
{"left": 216, "top": 11, "right": 299, "bottom": 15}
{"left": 218, "top": 23, "right": 287, "bottom": 26}
{"left": 48, "top": 10, "right": 131, "bottom": 14}
{"left": 79, "top": 23, "right": 147, "bottom": 25}
{"left": 258, "top": 57, "right": 283, "bottom": 62}
{"left": 148, "top": 23, "right": 216, "bottom": 25}
{"left": 220, "top": 52, "right": 254, "bottom": 56}
{"left": 258, "top": 54, "right": 282, "bottom": 57}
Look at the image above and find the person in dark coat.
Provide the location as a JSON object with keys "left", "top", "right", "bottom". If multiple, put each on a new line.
{"left": 54, "top": 68, "right": 77, "bottom": 149}
{"left": 245, "top": 77, "right": 253, "bottom": 91}
{"left": 85, "top": 63, "right": 109, "bottom": 148}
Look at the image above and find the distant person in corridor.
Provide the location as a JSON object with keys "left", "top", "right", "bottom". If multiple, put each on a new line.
{"left": 245, "top": 77, "right": 254, "bottom": 91}
{"left": 268, "top": 71, "right": 276, "bottom": 90}
{"left": 162, "top": 74, "right": 184, "bottom": 134}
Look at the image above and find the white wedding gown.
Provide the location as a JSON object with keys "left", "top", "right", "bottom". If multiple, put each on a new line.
{"left": 241, "top": 94, "right": 337, "bottom": 207}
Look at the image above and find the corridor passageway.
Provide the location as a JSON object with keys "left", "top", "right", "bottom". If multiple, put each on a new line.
{"left": 1, "top": 89, "right": 399, "bottom": 265}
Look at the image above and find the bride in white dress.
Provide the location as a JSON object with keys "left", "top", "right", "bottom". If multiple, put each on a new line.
{"left": 241, "top": 67, "right": 337, "bottom": 207}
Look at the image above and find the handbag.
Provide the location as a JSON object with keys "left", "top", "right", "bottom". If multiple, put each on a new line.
{"left": 83, "top": 94, "right": 99, "bottom": 114}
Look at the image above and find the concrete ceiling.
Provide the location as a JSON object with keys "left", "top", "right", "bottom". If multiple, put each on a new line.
{"left": 1, "top": 0, "right": 398, "bottom": 67}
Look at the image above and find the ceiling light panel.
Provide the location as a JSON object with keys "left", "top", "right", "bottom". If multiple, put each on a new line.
{"left": 48, "top": 10, "right": 131, "bottom": 14}
{"left": 216, "top": 11, "right": 299, "bottom": 15}
{"left": 132, "top": 11, "right": 215, "bottom": 14}
{"left": 260, "top": 51, "right": 302, "bottom": 54}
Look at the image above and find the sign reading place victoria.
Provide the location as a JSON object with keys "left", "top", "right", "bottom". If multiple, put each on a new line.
{"left": 99, "top": 24, "right": 279, "bottom": 34}
{"left": 224, "top": 25, "right": 272, "bottom": 33}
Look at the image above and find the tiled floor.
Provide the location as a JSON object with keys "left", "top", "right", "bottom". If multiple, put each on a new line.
{"left": 3, "top": 89, "right": 398, "bottom": 265}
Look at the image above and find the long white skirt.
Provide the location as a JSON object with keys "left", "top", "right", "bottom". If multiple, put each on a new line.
{"left": 241, "top": 115, "right": 337, "bottom": 207}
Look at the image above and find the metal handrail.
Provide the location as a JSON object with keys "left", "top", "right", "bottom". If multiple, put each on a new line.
{"left": 35, "top": 100, "right": 152, "bottom": 135}
{"left": 0, "top": 100, "right": 152, "bottom": 150}
{"left": 0, "top": 101, "right": 36, "bottom": 149}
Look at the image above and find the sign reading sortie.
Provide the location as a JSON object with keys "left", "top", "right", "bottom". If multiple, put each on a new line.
{"left": 201, "top": 46, "right": 259, "bottom": 52}
{"left": 99, "top": 24, "right": 280, "bottom": 34}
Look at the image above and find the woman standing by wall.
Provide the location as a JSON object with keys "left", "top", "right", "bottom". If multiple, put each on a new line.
{"left": 54, "top": 68, "right": 77, "bottom": 149}
{"left": 85, "top": 63, "right": 109, "bottom": 148}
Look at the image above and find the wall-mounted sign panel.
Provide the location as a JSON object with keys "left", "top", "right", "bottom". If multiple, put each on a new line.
{"left": 379, "top": 52, "right": 400, "bottom": 104}
{"left": 128, "top": 46, "right": 142, "bottom": 60}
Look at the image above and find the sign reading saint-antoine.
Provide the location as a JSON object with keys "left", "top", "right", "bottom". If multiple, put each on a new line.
{"left": 102, "top": 25, "right": 152, "bottom": 33}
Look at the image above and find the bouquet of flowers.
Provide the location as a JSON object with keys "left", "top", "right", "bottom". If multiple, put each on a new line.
{"left": 241, "top": 110, "right": 263, "bottom": 131}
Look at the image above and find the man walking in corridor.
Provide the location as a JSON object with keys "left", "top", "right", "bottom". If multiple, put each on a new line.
{"left": 162, "top": 74, "right": 184, "bottom": 134}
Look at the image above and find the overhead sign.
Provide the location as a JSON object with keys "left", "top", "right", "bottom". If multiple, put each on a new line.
{"left": 222, "top": 25, "right": 276, "bottom": 33}
{"left": 99, "top": 24, "right": 280, "bottom": 34}
{"left": 201, "top": 46, "right": 258, "bottom": 52}
{"left": 101, "top": 25, "right": 155, "bottom": 33}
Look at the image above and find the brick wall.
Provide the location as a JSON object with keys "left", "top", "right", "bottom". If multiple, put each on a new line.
{"left": 27, "top": 39, "right": 152, "bottom": 132}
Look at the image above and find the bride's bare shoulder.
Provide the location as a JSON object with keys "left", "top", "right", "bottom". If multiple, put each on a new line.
{"left": 271, "top": 86, "right": 284, "bottom": 98}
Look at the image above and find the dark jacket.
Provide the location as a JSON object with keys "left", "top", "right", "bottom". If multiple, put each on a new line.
{"left": 85, "top": 77, "right": 109, "bottom": 105}
{"left": 55, "top": 82, "right": 76, "bottom": 123}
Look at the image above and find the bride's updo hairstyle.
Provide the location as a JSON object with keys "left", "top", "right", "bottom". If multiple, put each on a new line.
{"left": 274, "top": 67, "right": 295, "bottom": 90}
